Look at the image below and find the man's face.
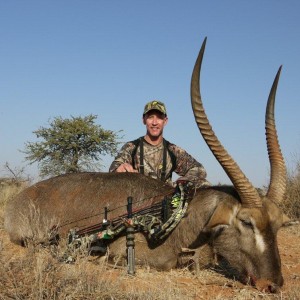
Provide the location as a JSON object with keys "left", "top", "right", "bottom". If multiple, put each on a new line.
{"left": 143, "top": 110, "right": 168, "bottom": 138}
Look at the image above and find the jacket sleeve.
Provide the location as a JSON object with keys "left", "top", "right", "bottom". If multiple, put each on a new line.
{"left": 169, "top": 144, "right": 210, "bottom": 188}
{"left": 109, "top": 142, "right": 135, "bottom": 172}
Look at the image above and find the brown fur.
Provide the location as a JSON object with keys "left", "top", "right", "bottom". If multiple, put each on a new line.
{"left": 4, "top": 172, "right": 174, "bottom": 244}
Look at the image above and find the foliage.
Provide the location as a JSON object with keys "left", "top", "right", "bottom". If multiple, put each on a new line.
{"left": 23, "top": 115, "right": 121, "bottom": 178}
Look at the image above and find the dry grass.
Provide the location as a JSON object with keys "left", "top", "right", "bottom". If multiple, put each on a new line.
{"left": 281, "top": 163, "right": 300, "bottom": 219}
{"left": 0, "top": 244, "right": 193, "bottom": 299}
{"left": 0, "top": 178, "right": 28, "bottom": 225}
{"left": 0, "top": 176, "right": 300, "bottom": 299}
{"left": 0, "top": 242, "right": 287, "bottom": 300}
{"left": 18, "top": 201, "right": 59, "bottom": 247}
{"left": 0, "top": 178, "right": 27, "bottom": 203}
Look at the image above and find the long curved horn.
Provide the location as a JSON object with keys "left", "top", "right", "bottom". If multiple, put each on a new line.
{"left": 191, "top": 38, "right": 262, "bottom": 208}
{"left": 265, "top": 67, "right": 287, "bottom": 202}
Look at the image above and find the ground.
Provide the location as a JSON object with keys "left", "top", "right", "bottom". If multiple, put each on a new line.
{"left": 0, "top": 224, "right": 300, "bottom": 299}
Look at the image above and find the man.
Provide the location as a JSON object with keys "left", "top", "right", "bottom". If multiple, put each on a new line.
{"left": 109, "top": 100, "right": 210, "bottom": 188}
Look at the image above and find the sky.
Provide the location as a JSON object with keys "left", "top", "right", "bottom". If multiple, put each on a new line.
{"left": 0, "top": 1, "right": 299, "bottom": 187}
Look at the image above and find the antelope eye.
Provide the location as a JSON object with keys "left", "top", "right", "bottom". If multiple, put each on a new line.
{"left": 241, "top": 219, "right": 253, "bottom": 229}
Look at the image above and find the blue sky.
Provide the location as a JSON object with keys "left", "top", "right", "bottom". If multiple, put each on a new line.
{"left": 0, "top": 1, "right": 299, "bottom": 187}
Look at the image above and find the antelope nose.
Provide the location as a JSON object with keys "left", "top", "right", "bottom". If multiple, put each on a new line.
{"left": 255, "top": 276, "right": 283, "bottom": 293}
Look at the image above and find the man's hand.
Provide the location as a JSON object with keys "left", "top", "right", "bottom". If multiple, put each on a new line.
{"left": 116, "top": 163, "right": 138, "bottom": 173}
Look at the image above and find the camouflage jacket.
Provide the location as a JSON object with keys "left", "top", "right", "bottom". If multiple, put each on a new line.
{"left": 109, "top": 137, "right": 210, "bottom": 188}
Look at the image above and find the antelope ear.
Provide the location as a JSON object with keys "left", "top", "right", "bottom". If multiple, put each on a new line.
{"left": 282, "top": 213, "right": 299, "bottom": 227}
{"left": 282, "top": 213, "right": 291, "bottom": 225}
{"left": 264, "top": 198, "right": 298, "bottom": 227}
{"left": 205, "top": 201, "right": 238, "bottom": 230}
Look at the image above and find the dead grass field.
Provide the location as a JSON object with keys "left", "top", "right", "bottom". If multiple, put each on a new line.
{"left": 1, "top": 178, "right": 300, "bottom": 300}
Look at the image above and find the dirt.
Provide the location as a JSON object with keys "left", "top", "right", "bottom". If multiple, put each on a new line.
{"left": 1, "top": 224, "right": 300, "bottom": 299}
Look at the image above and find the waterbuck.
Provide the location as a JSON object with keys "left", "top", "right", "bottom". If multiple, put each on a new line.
{"left": 4, "top": 38, "right": 289, "bottom": 292}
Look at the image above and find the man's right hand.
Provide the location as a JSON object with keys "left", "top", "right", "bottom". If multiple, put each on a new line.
{"left": 116, "top": 163, "right": 138, "bottom": 173}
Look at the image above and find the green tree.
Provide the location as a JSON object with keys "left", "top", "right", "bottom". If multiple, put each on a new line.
{"left": 24, "top": 114, "right": 121, "bottom": 178}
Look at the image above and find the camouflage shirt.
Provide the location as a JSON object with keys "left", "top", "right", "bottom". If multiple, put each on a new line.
{"left": 109, "top": 137, "right": 210, "bottom": 188}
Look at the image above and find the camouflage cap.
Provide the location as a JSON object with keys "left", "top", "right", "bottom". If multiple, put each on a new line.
{"left": 143, "top": 100, "right": 167, "bottom": 116}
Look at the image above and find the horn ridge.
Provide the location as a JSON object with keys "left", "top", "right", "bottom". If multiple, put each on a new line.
{"left": 266, "top": 66, "right": 287, "bottom": 203}
{"left": 191, "top": 38, "right": 262, "bottom": 207}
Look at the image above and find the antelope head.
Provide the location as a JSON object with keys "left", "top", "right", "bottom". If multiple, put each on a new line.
{"left": 191, "top": 38, "right": 288, "bottom": 292}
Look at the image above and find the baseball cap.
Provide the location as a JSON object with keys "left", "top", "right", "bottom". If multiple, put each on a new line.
{"left": 143, "top": 100, "right": 167, "bottom": 116}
